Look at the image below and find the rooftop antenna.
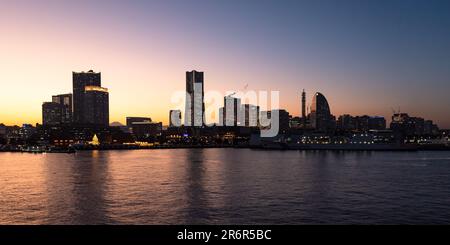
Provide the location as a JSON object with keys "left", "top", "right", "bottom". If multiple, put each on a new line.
{"left": 227, "top": 92, "right": 236, "bottom": 97}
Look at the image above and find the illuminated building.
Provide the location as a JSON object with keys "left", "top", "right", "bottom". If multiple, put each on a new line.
{"left": 84, "top": 86, "right": 109, "bottom": 126}
{"left": 42, "top": 102, "right": 64, "bottom": 126}
{"left": 73, "top": 70, "right": 109, "bottom": 125}
{"left": 90, "top": 134, "right": 100, "bottom": 146}
{"left": 131, "top": 122, "right": 162, "bottom": 140}
{"left": 52, "top": 93, "right": 73, "bottom": 124}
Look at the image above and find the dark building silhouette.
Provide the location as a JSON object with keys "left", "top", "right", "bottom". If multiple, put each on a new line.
{"left": 84, "top": 86, "right": 109, "bottom": 126}
{"left": 301, "top": 89, "right": 306, "bottom": 126}
{"left": 42, "top": 102, "right": 64, "bottom": 126}
{"left": 310, "top": 92, "right": 334, "bottom": 132}
{"left": 42, "top": 93, "right": 74, "bottom": 126}
{"left": 368, "top": 116, "right": 386, "bottom": 130}
{"left": 289, "top": 116, "right": 302, "bottom": 128}
{"left": 52, "top": 93, "right": 72, "bottom": 124}
{"left": 185, "top": 70, "right": 204, "bottom": 127}
{"left": 72, "top": 70, "right": 103, "bottom": 124}
{"left": 126, "top": 117, "right": 152, "bottom": 128}
{"left": 337, "top": 114, "right": 356, "bottom": 131}
{"left": 337, "top": 115, "right": 386, "bottom": 132}
{"left": 131, "top": 122, "right": 162, "bottom": 140}
{"left": 390, "top": 113, "right": 439, "bottom": 138}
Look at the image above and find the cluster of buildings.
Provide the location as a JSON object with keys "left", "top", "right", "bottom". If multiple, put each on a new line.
{"left": 0, "top": 69, "right": 449, "bottom": 150}
{"left": 42, "top": 70, "right": 109, "bottom": 126}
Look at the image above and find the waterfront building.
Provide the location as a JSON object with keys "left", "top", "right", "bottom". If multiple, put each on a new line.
{"left": 309, "top": 92, "right": 334, "bottom": 132}
{"left": 219, "top": 107, "right": 224, "bottom": 126}
{"left": 260, "top": 109, "right": 291, "bottom": 134}
{"left": 42, "top": 102, "right": 64, "bottom": 126}
{"left": 301, "top": 89, "right": 306, "bottom": 126}
{"left": 185, "top": 70, "right": 205, "bottom": 127}
{"left": 337, "top": 115, "right": 386, "bottom": 132}
{"left": 126, "top": 117, "right": 152, "bottom": 128}
{"left": 131, "top": 121, "right": 162, "bottom": 140}
{"left": 289, "top": 116, "right": 302, "bottom": 129}
{"left": 72, "top": 70, "right": 102, "bottom": 124}
{"left": 241, "top": 104, "right": 260, "bottom": 127}
{"left": 169, "top": 110, "right": 182, "bottom": 127}
{"left": 337, "top": 114, "right": 356, "bottom": 131}
{"left": 223, "top": 95, "right": 241, "bottom": 126}
{"left": 52, "top": 93, "right": 73, "bottom": 124}
{"left": 84, "top": 86, "right": 109, "bottom": 126}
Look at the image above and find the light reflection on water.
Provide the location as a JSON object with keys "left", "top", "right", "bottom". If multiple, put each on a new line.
{"left": 0, "top": 149, "right": 449, "bottom": 224}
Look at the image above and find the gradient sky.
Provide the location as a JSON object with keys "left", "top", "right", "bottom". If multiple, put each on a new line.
{"left": 1, "top": 0, "right": 450, "bottom": 127}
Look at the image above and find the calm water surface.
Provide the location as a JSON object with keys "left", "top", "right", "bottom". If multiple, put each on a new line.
{"left": 0, "top": 149, "right": 449, "bottom": 224}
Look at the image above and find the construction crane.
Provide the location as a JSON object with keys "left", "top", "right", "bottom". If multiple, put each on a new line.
{"left": 391, "top": 107, "right": 401, "bottom": 115}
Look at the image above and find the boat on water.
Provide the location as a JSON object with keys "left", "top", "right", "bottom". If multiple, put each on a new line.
{"left": 21, "top": 146, "right": 46, "bottom": 153}
{"left": 20, "top": 146, "right": 76, "bottom": 154}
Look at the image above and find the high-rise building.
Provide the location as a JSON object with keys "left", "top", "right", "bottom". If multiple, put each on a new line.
{"left": 223, "top": 95, "right": 241, "bottom": 126}
{"left": 219, "top": 107, "right": 224, "bottom": 126}
{"left": 185, "top": 70, "right": 204, "bottom": 127}
{"left": 301, "top": 89, "right": 306, "bottom": 125}
{"left": 169, "top": 110, "right": 182, "bottom": 127}
{"left": 310, "top": 92, "right": 334, "bottom": 132}
{"left": 42, "top": 102, "right": 64, "bottom": 125}
{"left": 52, "top": 94, "right": 72, "bottom": 124}
{"left": 72, "top": 70, "right": 103, "bottom": 124}
{"left": 242, "top": 104, "right": 260, "bottom": 127}
{"left": 84, "top": 86, "right": 109, "bottom": 126}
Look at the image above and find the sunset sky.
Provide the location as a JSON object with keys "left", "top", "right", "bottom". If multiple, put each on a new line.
{"left": 1, "top": 0, "right": 450, "bottom": 127}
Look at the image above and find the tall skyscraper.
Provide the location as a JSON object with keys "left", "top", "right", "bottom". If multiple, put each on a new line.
{"left": 72, "top": 70, "right": 109, "bottom": 126}
{"left": 52, "top": 93, "right": 72, "bottom": 124}
{"left": 223, "top": 95, "right": 241, "bottom": 126}
{"left": 84, "top": 86, "right": 109, "bottom": 126}
{"left": 185, "top": 70, "right": 204, "bottom": 127}
{"left": 72, "top": 70, "right": 101, "bottom": 124}
{"left": 310, "top": 92, "right": 333, "bottom": 132}
{"left": 301, "top": 89, "right": 306, "bottom": 125}
{"left": 242, "top": 104, "right": 260, "bottom": 127}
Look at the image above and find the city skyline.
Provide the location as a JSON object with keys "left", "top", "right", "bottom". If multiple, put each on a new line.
{"left": 1, "top": 0, "right": 450, "bottom": 127}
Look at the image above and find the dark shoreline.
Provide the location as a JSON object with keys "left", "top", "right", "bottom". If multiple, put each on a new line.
{"left": 1, "top": 144, "right": 450, "bottom": 153}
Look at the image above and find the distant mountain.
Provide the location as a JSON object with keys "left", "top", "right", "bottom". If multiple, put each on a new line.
{"left": 110, "top": 121, "right": 125, "bottom": 127}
